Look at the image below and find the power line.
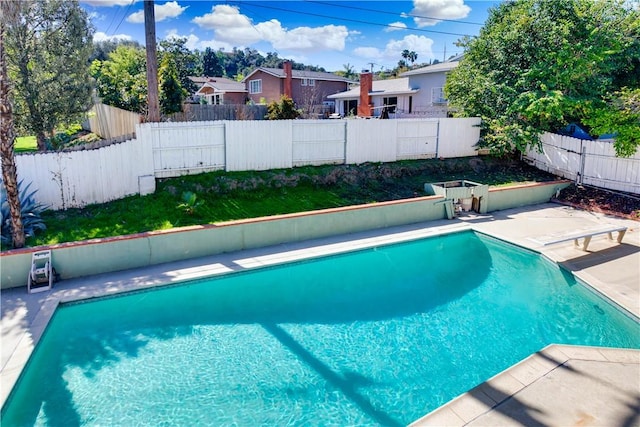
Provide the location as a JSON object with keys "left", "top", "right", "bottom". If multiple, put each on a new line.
{"left": 303, "top": 0, "right": 484, "bottom": 26}
{"left": 111, "top": 0, "right": 136, "bottom": 36}
{"left": 241, "top": 2, "right": 473, "bottom": 38}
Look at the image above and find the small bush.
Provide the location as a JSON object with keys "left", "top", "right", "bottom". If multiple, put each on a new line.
{"left": 265, "top": 96, "right": 300, "bottom": 120}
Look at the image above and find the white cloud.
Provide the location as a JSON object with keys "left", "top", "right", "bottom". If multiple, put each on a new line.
{"left": 127, "top": 1, "right": 186, "bottom": 24}
{"left": 385, "top": 22, "right": 408, "bottom": 32}
{"left": 385, "top": 35, "right": 434, "bottom": 59}
{"left": 165, "top": 28, "right": 234, "bottom": 52}
{"left": 199, "top": 39, "right": 235, "bottom": 52}
{"left": 165, "top": 29, "right": 200, "bottom": 50}
{"left": 353, "top": 35, "right": 434, "bottom": 65}
{"left": 266, "top": 24, "right": 348, "bottom": 51}
{"left": 93, "top": 31, "right": 132, "bottom": 42}
{"left": 81, "top": 0, "right": 138, "bottom": 6}
{"left": 411, "top": 0, "right": 471, "bottom": 27}
{"left": 192, "top": 5, "right": 348, "bottom": 52}
{"left": 353, "top": 47, "right": 384, "bottom": 60}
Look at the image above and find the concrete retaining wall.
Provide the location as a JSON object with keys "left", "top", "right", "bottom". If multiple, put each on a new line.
{"left": 0, "top": 181, "right": 570, "bottom": 289}
{"left": 486, "top": 181, "right": 570, "bottom": 212}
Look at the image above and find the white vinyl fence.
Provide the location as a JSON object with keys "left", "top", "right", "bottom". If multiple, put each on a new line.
{"left": 15, "top": 118, "right": 481, "bottom": 210}
{"left": 525, "top": 132, "right": 640, "bottom": 194}
{"left": 15, "top": 137, "right": 155, "bottom": 210}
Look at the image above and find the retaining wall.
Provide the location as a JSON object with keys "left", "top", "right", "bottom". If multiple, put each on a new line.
{"left": 0, "top": 181, "right": 570, "bottom": 289}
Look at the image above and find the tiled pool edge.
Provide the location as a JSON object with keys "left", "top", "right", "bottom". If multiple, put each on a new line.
{"left": 409, "top": 345, "right": 640, "bottom": 426}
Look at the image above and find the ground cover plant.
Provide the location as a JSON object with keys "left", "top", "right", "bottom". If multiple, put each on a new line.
{"left": 24, "top": 156, "right": 559, "bottom": 248}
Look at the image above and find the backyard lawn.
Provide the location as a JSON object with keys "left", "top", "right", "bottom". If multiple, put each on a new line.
{"left": 15, "top": 136, "right": 37, "bottom": 153}
{"left": 26, "top": 157, "right": 558, "bottom": 248}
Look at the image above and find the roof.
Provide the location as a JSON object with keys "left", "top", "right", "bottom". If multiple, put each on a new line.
{"left": 242, "top": 67, "right": 353, "bottom": 83}
{"left": 194, "top": 77, "right": 246, "bottom": 94}
{"left": 327, "top": 77, "right": 419, "bottom": 100}
{"left": 400, "top": 61, "right": 459, "bottom": 77}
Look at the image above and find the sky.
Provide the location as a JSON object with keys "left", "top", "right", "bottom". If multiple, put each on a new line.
{"left": 80, "top": 0, "right": 502, "bottom": 72}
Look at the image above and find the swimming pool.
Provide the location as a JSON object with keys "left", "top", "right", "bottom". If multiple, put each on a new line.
{"left": 3, "top": 231, "right": 639, "bottom": 426}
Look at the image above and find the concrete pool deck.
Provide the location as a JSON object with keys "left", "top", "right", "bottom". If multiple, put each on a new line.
{"left": 1, "top": 202, "right": 639, "bottom": 425}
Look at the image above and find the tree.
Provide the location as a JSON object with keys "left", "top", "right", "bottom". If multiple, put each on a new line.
{"left": 5, "top": 0, "right": 94, "bottom": 151}
{"left": 445, "top": 0, "right": 640, "bottom": 156}
{"left": 159, "top": 55, "right": 187, "bottom": 116}
{"left": 90, "top": 39, "right": 142, "bottom": 62}
{"left": 158, "top": 38, "right": 201, "bottom": 94}
{"left": 402, "top": 49, "right": 418, "bottom": 66}
{"left": 0, "top": 3, "right": 25, "bottom": 248}
{"left": 202, "top": 47, "right": 223, "bottom": 77}
{"left": 265, "top": 96, "right": 300, "bottom": 120}
{"left": 584, "top": 88, "right": 640, "bottom": 157}
{"left": 91, "top": 45, "right": 147, "bottom": 113}
{"left": 339, "top": 63, "right": 356, "bottom": 80}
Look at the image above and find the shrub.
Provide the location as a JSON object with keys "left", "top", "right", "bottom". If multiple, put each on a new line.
{"left": 265, "top": 96, "right": 300, "bottom": 120}
{"left": 1, "top": 180, "right": 48, "bottom": 247}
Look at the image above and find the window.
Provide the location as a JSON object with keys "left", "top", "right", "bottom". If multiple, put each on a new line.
{"left": 249, "top": 79, "right": 262, "bottom": 94}
{"left": 432, "top": 87, "right": 446, "bottom": 104}
{"left": 301, "top": 78, "right": 315, "bottom": 86}
{"left": 383, "top": 96, "right": 397, "bottom": 113}
{"left": 214, "top": 94, "right": 223, "bottom": 105}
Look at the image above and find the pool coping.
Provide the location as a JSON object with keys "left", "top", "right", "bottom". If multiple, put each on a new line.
{"left": 1, "top": 203, "right": 638, "bottom": 422}
{"left": 410, "top": 345, "right": 640, "bottom": 426}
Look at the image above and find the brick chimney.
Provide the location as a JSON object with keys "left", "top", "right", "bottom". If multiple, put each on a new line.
{"left": 358, "top": 71, "right": 373, "bottom": 117}
{"left": 283, "top": 61, "right": 292, "bottom": 99}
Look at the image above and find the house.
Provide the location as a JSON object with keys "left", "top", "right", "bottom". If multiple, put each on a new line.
{"left": 327, "top": 74, "right": 418, "bottom": 118}
{"left": 399, "top": 57, "right": 460, "bottom": 117}
{"left": 192, "top": 77, "right": 247, "bottom": 105}
{"left": 327, "top": 56, "right": 460, "bottom": 118}
{"left": 241, "top": 62, "right": 352, "bottom": 115}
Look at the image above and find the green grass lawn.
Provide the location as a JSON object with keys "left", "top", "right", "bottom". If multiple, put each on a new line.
{"left": 24, "top": 157, "right": 556, "bottom": 248}
{"left": 15, "top": 136, "right": 37, "bottom": 153}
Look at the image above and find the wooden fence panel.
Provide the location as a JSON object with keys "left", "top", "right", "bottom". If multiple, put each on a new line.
{"left": 582, "top": 139, "right": 640, "bottom": 194}
{"left": 525, "top": 133, "right": 640, "bottom": 194}
{"left": 525, "top": 133, "right": 582, "bottom": 181}
{"left": 346, "top": 120, "right": 398, "bottom": 164}
{"left": 436, "top": 118, "right": 481, "bottom": 158}
{"left": 87, "top": 103, "right": 141, "bottom": 139}
{"left": 15, "top": 152, "right": 62, "bottom": 210}
{"left": 15, "top": 137, "right": 153, "bottom": 210}
{"left": 225, "top": 121, "right": 293, "bottom": 171}
{"left": 170, "top": 104, "right": 268, "bottom": 121}
{"left": 142, "top": 121, "right": 225, "bottom": 178}
{"left": 292, "top": 120, "right": 345, "bottom": 166}
{"left": 396, "top": 119, "right": 438, "bottom": 160}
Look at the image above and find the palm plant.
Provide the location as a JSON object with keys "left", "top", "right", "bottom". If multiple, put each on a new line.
{"left": 1, "top": 179, "right": 47, "bottom": 247}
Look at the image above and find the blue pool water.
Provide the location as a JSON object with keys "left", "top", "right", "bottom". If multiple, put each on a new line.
{"left": 3, "top": 231, "right": 639, "bottom": 426}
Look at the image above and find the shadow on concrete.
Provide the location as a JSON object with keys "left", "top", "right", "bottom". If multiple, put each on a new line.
{"left": 558, "top": 243, "right": 640, "bottom": 271}
{"left": 463, "top": 351, "right": 640, "bottom": 427}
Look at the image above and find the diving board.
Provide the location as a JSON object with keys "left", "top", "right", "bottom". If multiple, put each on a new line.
{"left": 529, "top": 225, "right": 627, "bottom": 252}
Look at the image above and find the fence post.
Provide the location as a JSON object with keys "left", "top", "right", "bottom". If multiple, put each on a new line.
{"left": 578, "top": 142, "right": 586, "bottom": 185}
{"left": 435, "top": 119, "right": 440, "bottom": 158}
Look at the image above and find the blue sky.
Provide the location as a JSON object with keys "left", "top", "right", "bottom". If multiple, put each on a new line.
{"left": 80, "top": 0, "right": 501, "bottom": 72}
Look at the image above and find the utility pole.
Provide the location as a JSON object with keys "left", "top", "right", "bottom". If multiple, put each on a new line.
{"left": 144, "top": 0, "right": 160, "bottom": 122}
